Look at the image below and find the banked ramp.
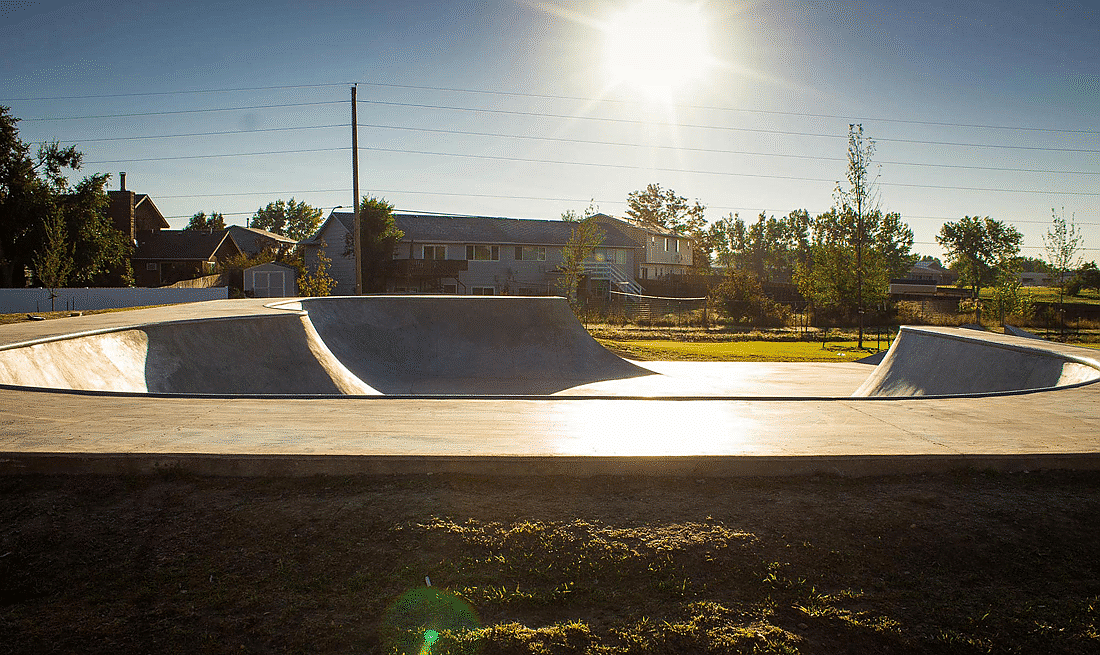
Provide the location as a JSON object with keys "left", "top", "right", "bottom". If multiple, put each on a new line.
{"left": 0, "top": 296, "right": 651, "bottom": 395}
{"left": 853, "top": 326, "right": 1100, "bottom": 397}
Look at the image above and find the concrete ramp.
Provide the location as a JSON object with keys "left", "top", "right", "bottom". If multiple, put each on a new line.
{"left": 0, "top": 313, "right": 378, "bottom": 395}
{"left": 853, "top": 326, "right": 1100, "bottom": 397}
{"left": 0, "top": 296, "right": 649, "bottom": 396}
{"left": 274, "top": 296, "right": 652, "bottom": 394}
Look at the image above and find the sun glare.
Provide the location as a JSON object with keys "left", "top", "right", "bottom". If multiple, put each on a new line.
{"left": 604, "top": 0, "right": 713, "bottom": 101}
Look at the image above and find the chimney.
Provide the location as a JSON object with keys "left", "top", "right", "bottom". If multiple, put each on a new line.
{"left": 120, "top": 171, "right": 126, "bottom": 191}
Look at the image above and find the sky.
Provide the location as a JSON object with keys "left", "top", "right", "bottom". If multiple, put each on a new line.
{"left": 0, "top": 0, "right": 1097, "bottom": 262}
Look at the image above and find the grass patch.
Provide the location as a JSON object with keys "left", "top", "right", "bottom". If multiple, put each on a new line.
{"left": 0, "top": 305, "right": 164, "bottom": 325}
{"left": 2, "top": 472, "right": 1098, "bottom": 654}
{"left": 595, "top": 338, "right": 886, "bottom": 362}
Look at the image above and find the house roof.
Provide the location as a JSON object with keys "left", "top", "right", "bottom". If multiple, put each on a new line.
{"left": 226, "top": 225, "right": 297, "bottom": 256}
{"left": 133, "top": 229, "right": 240, "bottom": 261}
{"left": 307, "top": 212, "right": 639, "bottom": 249}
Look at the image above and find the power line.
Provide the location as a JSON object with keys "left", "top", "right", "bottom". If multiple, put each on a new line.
{"left": 19, "top": 100, "right": 344, "bottom": 122}
{"left": 356, "top": 99, "right": 1100, "bottom": 154}
{"left": 98, "top": 140, "right": 1097, "bottom": 195}
{"left": 354, "top": 81, "right": 1100, "bottom": 136}
{"left": 34, "top": 124, "right": 345, "bottom": 144}
{"left": 28, "top": 95, "right": 1098, "bottom": 154}
{"left": 86, "top": 147, "right": 347, "bottom": 164}
{"left": 6, "top": 78, "right": 1097, "bottom": 135}
{"left": 0, "top": 83, "right": 353, "bottom": 103}
{"left": 41, "top": 121, "right": 1100, "bottom": 176}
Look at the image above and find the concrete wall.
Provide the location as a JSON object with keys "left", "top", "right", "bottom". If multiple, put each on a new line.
{"left": 0, "top": 287, "right": 228, "bottom": 314}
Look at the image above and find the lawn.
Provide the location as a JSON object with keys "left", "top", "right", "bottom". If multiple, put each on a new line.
{"left": 595, "top": 338, "right": 885, "bottom": 362}
{"left": 2, "top": 472, "right": 1098, "bottom": 654}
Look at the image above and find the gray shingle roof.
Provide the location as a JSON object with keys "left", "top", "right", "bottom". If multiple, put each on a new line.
{"left": 133, "top": 230, "right": 238, "bottom": 261}
{"left": 226, "top": 225, "right": 297, "bottom": 256}
{"left": 327, "top": 212, "right": 639, "bottom": 248}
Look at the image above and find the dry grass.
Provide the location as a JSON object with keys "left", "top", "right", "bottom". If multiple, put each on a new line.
{"left": 2, "top": 471, "right": 1099, "bottom": 654}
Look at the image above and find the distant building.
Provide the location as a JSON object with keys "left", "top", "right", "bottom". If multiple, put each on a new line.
{"left": 301, "top": 211, "right": 646, "bottom": 297}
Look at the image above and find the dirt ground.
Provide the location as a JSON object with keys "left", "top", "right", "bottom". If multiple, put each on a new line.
{"left": 2, "top": 471, "right": 1099, "bottom": 654}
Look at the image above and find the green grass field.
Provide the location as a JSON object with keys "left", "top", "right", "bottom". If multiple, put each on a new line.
{"left": 595, "top": 338, "right": 886, "bottom": 362}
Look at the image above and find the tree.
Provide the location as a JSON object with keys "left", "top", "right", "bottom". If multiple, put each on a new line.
{"left": 936, "top": 216, "right": 1022, "bottom": 324}
{"left": 343, "top": 196, "right": 402, "bottom": 294}
{"left": 186, "top": 211, "right": 226, "bottom": 231}
{"left": 32, "top": 209, "right": 72, "bottom": 310}
{"left": 795, "top": 207, "right": 912, "bottom": 326}
{"left": 1074, "top": 262, "right": 1100, "bottom": 294}
{"left": 556, "top": 216, "right": 605, "bottom": 305}
{"left": 835, "top": 124, "right": 879, "bottom": 348}
{"left": 0, "top": 107, "right": 131, "bottom": 288}
{"left": 250, "top": 198, "right": 323, "bottom": 241}
{"left": 625, "top": 183, "right": 707, "bottom": 270}
{"left": 298, "top": 241, "right": 335, "bottom": 297}
{"left": 560, "top": 201, "right": 599, "bottom": 223}
{"left": 1043, "top": 206, "right": 1084, "bottom": 319}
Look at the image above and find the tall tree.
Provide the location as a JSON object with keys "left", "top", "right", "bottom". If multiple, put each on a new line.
{"left": 835, "top": 124, "right": 879, "bottom": 347}
{"left": 344, "top": 196, "right": 402, "bottom": 293}
{"left": 185, "top": 211, "right": 226, "bottom": 231}
{"left": 795, "top": 208, "right": 913, "bottom": 324}
{"left": 1043, "top": 206, "right": 1084, "bottom": 319}
{"left": 0, "top": 106, "right": 130, "bottom": 287}
{"left": 250, "top": 198, "right": 323, "bottom": 241}
{"left": 937, "top": 216, "right": 1022, "bottom": 324}
{"left": 625, "top": 183, "right": 707, "bottom": 269}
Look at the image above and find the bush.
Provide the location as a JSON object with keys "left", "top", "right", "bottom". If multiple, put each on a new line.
{"left": 710, "top": 269, "right": 790, "bottom": 328}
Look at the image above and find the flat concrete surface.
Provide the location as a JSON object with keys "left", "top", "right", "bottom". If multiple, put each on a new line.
{"left": 1, "top": 298, "right": 1098, "bottom": 477}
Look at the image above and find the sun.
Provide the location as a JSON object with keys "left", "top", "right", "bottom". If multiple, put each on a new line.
{"left": 603, "top": 0, "right": 713, "bottom": 101}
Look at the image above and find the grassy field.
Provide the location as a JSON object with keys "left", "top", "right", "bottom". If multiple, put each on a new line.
{"left": 595, "top": 338, "right": 884, "bottom": 362}
{"left": 2, "top": 472, "right": 1098, "bottom": 655}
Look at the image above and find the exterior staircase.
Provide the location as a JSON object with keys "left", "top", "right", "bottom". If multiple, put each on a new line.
{"left": 581, "top": 262, "right": 643, "bottom": 295}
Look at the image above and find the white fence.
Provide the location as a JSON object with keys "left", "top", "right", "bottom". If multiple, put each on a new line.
{"left": 0, "top": 287, "right": 229, "bottom": 314}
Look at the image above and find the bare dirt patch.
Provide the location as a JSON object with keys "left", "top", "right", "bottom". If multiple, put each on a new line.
{"left": 2, "top": 471, "right": 1099, "bottom": 654}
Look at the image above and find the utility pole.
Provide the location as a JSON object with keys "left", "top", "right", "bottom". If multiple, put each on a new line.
{"left": 352, "top": 84, "right": 362, "bottom": 295}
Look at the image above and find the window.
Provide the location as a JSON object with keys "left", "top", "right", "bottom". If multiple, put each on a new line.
{"left": 442, "top": 284, "right": 457, "bottom": 294}
{"left": 664, "top": 237, "right": 671, "bottom": 252}
{"left": 471, "top": 286, "right": 495, "bottom": 295}
{"left": 146, "top": 263, "right": 158, "bottom": 271}
{"left": 466, "top": 245, "right": 499, "bottom": 261}
{"left": 423, "top": 245, "right": 446, "bottom": 260}
{"left": 641, "top": 267, "right": 648, "bottom": 280}
{"left": 514, "top": 246, "right": 546, "bottom": 261}
{"left": 674, "top": 239, "right": 680, "bottom": 252}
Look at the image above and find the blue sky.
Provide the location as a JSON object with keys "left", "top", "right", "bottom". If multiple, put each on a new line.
{"left": 1, "top": 0, "right": 1097, "bottom": 262}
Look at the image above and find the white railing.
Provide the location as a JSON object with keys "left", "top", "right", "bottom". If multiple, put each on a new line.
{"left": 581, "top": 262, "right": 643, "bottom": 294}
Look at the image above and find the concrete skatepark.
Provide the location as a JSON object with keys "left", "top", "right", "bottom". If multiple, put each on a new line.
{"left": 1, "top": 296, "right": 1098, "bottom": 476}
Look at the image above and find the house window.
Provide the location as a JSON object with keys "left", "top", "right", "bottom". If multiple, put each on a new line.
{"left": 514, "top": 246, "right": 546, "bottom": 261}
{"left": 146, "top": 263, "right": 158, "bottom": 271}
{"left": 674, "top": 239, "right": 680, "bottom": 252}
{"left": 664, "top": 237, "right": 671, "bottom": 252}
{"left": 466, "top": 245, "right": 499, "bottom": 261}
{"left": 641, "top": 267, "right": 648, "bottom": 280}
{"left": 443, "top": 284, "right": 457, "bottom": 294}
{"left": 471, "top": 286, "right": 495, "bottom": 295}
{"left": 423, "top": 245, "right": 446, "bottom": 260}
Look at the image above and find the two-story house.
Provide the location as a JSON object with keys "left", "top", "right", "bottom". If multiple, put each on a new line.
{"left": 302, "top": 211, "right": 642, "bottom": 296}
{"left": 590, "top": 214, "right": 693, "bottom": 282}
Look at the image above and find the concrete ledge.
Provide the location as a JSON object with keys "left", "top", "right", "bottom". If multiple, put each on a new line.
{"left": 5, "top": 452, "right": 1100, "bottom": 478}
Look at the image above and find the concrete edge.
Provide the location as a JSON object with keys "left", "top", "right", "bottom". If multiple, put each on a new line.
{"left": 4, "top": 452, "right": 1100, "bottom": 478}
{"left": 898, "top": 325, "right": 1100, "bottom": 370}
{"left": 0, "top": 309, "right": 308, "bottom": 352}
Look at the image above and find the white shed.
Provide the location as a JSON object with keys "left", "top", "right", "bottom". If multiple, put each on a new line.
{"left": 245, "top": 262, "right": 298, "bottom": 297}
